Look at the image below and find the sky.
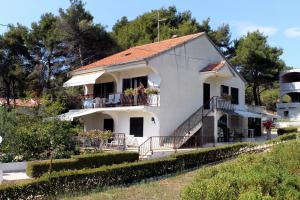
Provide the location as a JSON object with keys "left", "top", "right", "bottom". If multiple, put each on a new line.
{"left": 0, "top": 0, "right": 300, "bottom": 67}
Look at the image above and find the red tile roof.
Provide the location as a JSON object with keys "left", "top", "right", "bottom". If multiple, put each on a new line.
{"left": 201, "top": 60, "right": 226, "bottom": 72}
{"left": 0, "top": 98, "right": 39, "bottom": 107}
{"left": 74, "top": 32, "right": 204, "bottom": 72}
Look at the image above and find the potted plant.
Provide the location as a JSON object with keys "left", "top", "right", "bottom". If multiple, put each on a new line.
{"left": 263, "top": 119, "right": 273, "bottom": 140}
{"left": 145, "top": 88, "right": 160, "bottom": 95}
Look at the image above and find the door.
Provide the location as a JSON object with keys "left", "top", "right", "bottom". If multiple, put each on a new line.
{"left": 248, "top": 118, "right": 261, "bottom": 136}
{"left": 104, "top": 118, "right": 114, "bottom": 132}
{"left": 203, "top": 83, "right": 210, "bottom": 109}
{"left": 130, "top": 117, "right": 144, "bottom": 137}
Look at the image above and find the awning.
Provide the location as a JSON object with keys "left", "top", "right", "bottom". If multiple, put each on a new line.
{"left": 63, "top": 71, "right": 105, "bottom": 87}
{"left": 221, "top": 109, "right": 262, "bottom": 118}
{"left": 59, "top": 109, "right": 101, "bottom": 121}
{"left": 234, "top": 110, "right": 262, "bottom": 118}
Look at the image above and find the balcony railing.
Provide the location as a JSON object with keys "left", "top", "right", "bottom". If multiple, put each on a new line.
{"left": 82, "top": 93, "right": 160, "bottom": 109}
{"left": 281, "top": 82, "right": 300, "bottom": 92}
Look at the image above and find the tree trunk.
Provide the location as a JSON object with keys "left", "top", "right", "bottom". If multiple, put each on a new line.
{"left": 78, "top": 46, "right": 84, "bottom": 66}
{"left": 252, "top": 84, "right": 259, "bottom": 105}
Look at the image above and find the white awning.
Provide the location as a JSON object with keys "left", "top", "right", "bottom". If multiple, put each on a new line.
{"left": 63, "top": 71, "right": 105, "bottom": 87}
{"left": 58, "top": 109, "right": 101, "bottom": 121}
{"left": 235, "top": 110, "right": 262, "bottom": 118}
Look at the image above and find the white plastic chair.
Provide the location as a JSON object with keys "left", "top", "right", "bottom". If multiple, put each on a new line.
{"left": 114, "top": 93, "right": 121, "bottom": 104}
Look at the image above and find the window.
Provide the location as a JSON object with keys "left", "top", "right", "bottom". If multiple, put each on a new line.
{"left": 94, "top": 82, "right": 114, "bottom": 98}
{"left": 231, "top": 87, "right": 239, "bottom": 104}
{"left": 284, "top": 111, "right": 289, "bottom": 117}
{"left": 130, "top": 117, "right": 144, "bottom": 137}
{"left": 122, "top": 76, "right": 148, "bottom": 91}
{"left": 220, "top": 85, "right": 229, "bottom": 96}
{"left": 203, "top": 83, "right": 210, "bottom": 109}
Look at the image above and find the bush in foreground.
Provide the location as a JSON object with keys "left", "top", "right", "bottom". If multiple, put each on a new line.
{"left": 181, "top": 140, "right": 300, "bottom": 200}
{"left": 0, "top": 143, "right": 252, "bottom": 199}
{"left": 277, "top": 127, "right": 298, "bottom": 135}
{"left": 26, "top": 151, "right": 139, "bottom": 178}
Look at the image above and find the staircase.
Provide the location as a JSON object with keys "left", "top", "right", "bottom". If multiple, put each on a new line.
{"left": 138, "top": 96, "right": 232, "bottom": 159}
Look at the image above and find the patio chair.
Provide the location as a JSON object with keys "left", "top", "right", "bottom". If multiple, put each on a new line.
{"left": 93, "top": 97, "right": 101, "bottom": 108}
{"left": 106, "top": 94, "right": 115, "bottom": 106}
{"left": 113, "top": 93, "right": 121, "bottom": 105}
{"left": 83, "top": 99, "right": 94, "bottom": 109}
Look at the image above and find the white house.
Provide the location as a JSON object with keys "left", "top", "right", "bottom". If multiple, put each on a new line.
{"left": 61, "top": 33, "right": 262, "bottom": 154}
{"left": 277, "top": 69, "right": 300, "bottom": 126}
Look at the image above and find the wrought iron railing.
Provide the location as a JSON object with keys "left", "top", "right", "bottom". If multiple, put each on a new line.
{"left": 138, "top": 96, "right": 236, "bottom": 157}
{"left": 82, "top": 93, "right": 160, "bottom": 108}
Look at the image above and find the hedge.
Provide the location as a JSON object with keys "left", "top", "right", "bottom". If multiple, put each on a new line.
{"left": 266, "top": 132, "right": 300, "bottom": 144}
{"left": 26, "top": 151, "right": 139, "bottom": 178}
{"left": 277, "top": 127, "right": 298, "bottom": 135}
{"left": 1, "top": 143, "right": 253, "bottom": 200}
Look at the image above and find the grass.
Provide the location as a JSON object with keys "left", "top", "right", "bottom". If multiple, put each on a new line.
{"left": 60, "top": 168, "right": 199, "bottom": 200}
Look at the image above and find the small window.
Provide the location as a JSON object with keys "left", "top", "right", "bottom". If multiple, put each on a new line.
{"left": 130, "top": 117, "right": 144, "bottom": 137}
{"left": 221, "top": 85, "right": 229, "bottom": 96}
{"left": 284, "top": 111, "right": 289, "bottom": 117}
{"left": 231, "top": 87, "right": 239, "bottom": 105}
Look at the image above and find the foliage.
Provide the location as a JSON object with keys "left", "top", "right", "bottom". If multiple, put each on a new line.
{"left": 58, "top": 0, "right": 118, "bottom": 68}
{"left": 145, "top": 88, "right": 160, "bottom": 95}
{"left": 79, "top": 130, "right": 113, "bottom": 150}
{"left": 0, "top": 25, "right": 31, "bottom": 106}
{"left": 262, "top": 119, "right": 273, "bottom": 129}
{"left": 112, "top": 7, "right": 232, "bottom": 56}
{"left": 26, "top": 151, "right": 139, "bottom": 178}
{"left": 267, "top": 132, "right": 300, "bottom": 144}
{"left": 231, "top": 31, "right": 286, "bottom": 105}
{"left": 0, "top": 143, "right": 252, "bottom": 199}
{"left": 181, "top": 140, "right": 300, "bottom": 200}
{"left": 0, "top": 102, "right": 78, "bottom": 161}
{"left": 277, "top": 127, "right": 298, "bottom": 135}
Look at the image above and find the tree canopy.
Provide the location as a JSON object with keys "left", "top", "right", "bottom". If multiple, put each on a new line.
{"left": 0, "top": 2, "right": 288, "bottom": 110}
{"left": 231, "top": 31, "right": 286, "bottom": 105}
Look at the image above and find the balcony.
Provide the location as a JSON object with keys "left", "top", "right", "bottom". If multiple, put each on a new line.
{"left": 281, "top": 82, "right": 300, "bottom": 93}
{"left": 277, "top": 102, "right": 300, "bottom": 109}
{"left": 82, "top": 92, "right": 160, "bottom": 109}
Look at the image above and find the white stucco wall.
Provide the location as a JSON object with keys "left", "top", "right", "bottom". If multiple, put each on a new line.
{"left": 148, "top": 35, "right": 246, "bottom": 136}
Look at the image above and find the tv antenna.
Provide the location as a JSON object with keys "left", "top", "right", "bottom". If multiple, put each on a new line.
{"left": 157, "top": 11, "right": 167, "bottom": 42}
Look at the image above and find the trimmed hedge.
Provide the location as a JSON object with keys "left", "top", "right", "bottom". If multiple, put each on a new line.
{"left": 1, "top": 143, "right": 253, "bottom": 199}
{"left": 26, "top": 151, "right": 139, "bottom": 178}
{"left": 277, "top": 127, "right": 298, "bottom": 135}
{"left": 267, "top": 132, "right": 300, "bottom": 144}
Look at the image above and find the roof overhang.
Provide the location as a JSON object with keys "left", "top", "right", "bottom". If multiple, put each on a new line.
{"left": 59, "top": 106, "right": 146, "bottom": 121}
{"left": 63, "top": 71, "right": 105, "bottom": 87}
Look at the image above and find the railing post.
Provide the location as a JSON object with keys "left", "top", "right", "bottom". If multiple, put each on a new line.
{"left": 150, "top": 137, "right": 153, "bottom": 153}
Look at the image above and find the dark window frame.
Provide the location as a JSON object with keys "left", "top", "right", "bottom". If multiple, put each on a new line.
{"left": 231, "top": 87, "right": 239, "bottom": 104}
{"left": 130, "top": 117, "right": 144, "bottom": 137}
{"left": 122, "top": 76, "right": 148, "bottom": 91}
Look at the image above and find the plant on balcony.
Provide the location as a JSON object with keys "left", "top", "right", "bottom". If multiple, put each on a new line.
{"left": 124, "top": 88, "right": 137, "bottom": 96}
{"left": 80, "top": 130, "right": 113, "bottom": 150}
{"left": 145, "top": 88, "right": 160, "bottom": 95}
{"left": 222, "top": 94, "right": 232, "bottom": 101}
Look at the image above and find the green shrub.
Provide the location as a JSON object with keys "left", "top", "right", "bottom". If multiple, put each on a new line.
{"left": 1, "top": 143, "right": 252, "bottom": 199}
{"left": 266, "top": 132, "right": 300, "bottom": 144}
{"left": 26, "top": 151, "right": 139, "bottom": 178}
{"left": 277, "top": 127, "right": 298, "bottom": 135}
{"left": 181, "top": 141, "right": 300, "bottom": 200}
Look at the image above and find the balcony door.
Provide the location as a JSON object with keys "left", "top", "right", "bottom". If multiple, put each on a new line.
{"left": 203, "top": 83, "right": 210, "bottom": 109}
{"left": 103, "top": 118, "right": 114, "bottom": 132}
{"left": 94, "top": 82, "right": 114, "bottom": 98}
{"left": 123, "top": 76, "right": 148, "bottom": 91}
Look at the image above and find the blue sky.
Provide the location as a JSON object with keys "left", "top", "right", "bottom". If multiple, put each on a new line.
{"left": 1, "top": 0, "right": 300, "bottom": 67}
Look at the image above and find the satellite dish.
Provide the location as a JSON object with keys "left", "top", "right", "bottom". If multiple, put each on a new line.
{"left": 0, "top": 136, "right": 2, "bottom": 144}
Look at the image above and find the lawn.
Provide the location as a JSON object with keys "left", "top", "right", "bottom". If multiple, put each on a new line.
{"left": 60, "top": 169, "right": 199, "bottom": 200}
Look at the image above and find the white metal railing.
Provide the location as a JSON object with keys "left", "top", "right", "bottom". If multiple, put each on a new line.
{"left": 82, "top": 93, "right": 160, "bottom": 109}
{"left": 281, "top": 82, "right": 300, "bottom": 92}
